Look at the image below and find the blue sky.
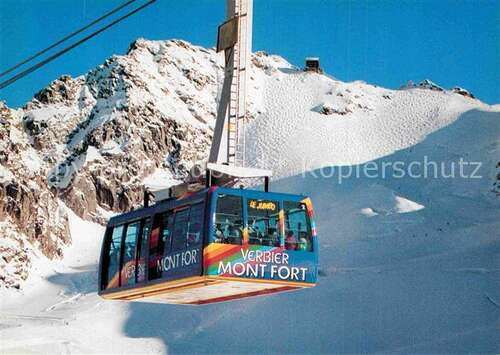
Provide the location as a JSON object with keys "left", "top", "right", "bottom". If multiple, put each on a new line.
{"left": 0, "top": 0, "right": 498, "bottom": 107}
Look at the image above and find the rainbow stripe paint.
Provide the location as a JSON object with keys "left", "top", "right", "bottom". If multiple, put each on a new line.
{"left": 204, "top": 244, "right": 284, "bottom": 274}
{"left": 203, "top": 243, "right": 317, "bottom": 284}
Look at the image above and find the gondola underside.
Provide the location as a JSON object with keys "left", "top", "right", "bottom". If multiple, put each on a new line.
{"left": 100, "top": 277, "right": 314, "bottom": 305}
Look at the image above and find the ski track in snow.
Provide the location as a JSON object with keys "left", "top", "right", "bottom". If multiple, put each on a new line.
{"left": 1, "top": 49, "right": 500, "bottom": 354}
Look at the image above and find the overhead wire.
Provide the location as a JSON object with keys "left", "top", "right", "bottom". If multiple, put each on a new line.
{"left": 0, "top": 0, "right": 157, "bottom": 90}
{"left": 0, "top": 0, "right": 139, "bottom": 78}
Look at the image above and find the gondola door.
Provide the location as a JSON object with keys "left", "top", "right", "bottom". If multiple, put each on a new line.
{"left": 101, "top": 217, "right": 151, "bottom": 291}
{"left": 147, "top": 203, "right": 205, "bottom": 283}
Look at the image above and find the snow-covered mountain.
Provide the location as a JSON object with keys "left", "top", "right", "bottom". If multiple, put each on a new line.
{"left": 0, "top": 39, "right": 498, "bottom": 353}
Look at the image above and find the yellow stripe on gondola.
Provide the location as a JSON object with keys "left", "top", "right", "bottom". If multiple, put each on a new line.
{"left": 203, "top": 243, "right": 231, "bottom": 258}
{"left": 204, "top": 243, "right": 227, "bottom": 253}
{"left": 242, "top": 226, "right": 249, "bottom": 244}
{"left": 106, "top": 273, "right": 120, "bottom": 289}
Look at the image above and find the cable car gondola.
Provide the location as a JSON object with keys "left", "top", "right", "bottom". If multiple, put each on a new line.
{"left": 98, "top": 186, "right": 318, "bottom": 304}
{"left": 99, "top": 0, "right": 319, "bottom": 304}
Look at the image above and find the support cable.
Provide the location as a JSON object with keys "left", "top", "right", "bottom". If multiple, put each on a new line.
{"left": 0, "top": 0, "right": 138, "bottom": 78}
{"left": 0, "top": 0, "right": 157, "bottom": 90}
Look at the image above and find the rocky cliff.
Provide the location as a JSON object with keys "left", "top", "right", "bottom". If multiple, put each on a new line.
{"left": 0, "top": 39, "right": 258, "bottom": 287}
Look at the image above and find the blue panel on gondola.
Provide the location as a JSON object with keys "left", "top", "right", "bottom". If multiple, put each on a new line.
{"left": 205, "top": 187, "right": 319, "bottom": 284}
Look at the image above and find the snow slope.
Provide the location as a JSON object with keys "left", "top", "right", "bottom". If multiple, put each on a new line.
{"left": 245, "top": 70, "right": 491, "bottom": 177}
{"left": 1, "top": 41, "right": 499, "bottom": 354}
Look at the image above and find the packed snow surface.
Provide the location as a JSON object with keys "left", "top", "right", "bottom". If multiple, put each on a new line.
{"left": 1, "top": 41, "right": 499, "bottom": 354}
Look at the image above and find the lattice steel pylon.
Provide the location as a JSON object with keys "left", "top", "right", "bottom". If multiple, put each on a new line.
{"left": 209, "top": 0, "right": 253, "bottom": 168}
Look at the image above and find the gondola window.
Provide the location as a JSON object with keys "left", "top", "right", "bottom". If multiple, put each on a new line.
{"left": 171, "top": 208, "right": 190, "bottom": 252}
{"left": 148, "top": 212, "right": 174, "bottom": 280}
{"left": 247, "top": 199, "right": 280, "bottom": 246}
{"left": 121, "top": 221, "right": 141, "bottom": 286}
{"left": 187, "top": 203, "right": 204, "bottom": 247}
{"left": 105, "top": 225, "right": 124, "bottom": 289}
{"left": 284, "top": 201, "right": 313, "bottom": 251}
{"left": 136, "top": 218, "right": 150, "bottom": 283}
{"left": 214, "top": 194, "right": 243, "bottom": 245}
